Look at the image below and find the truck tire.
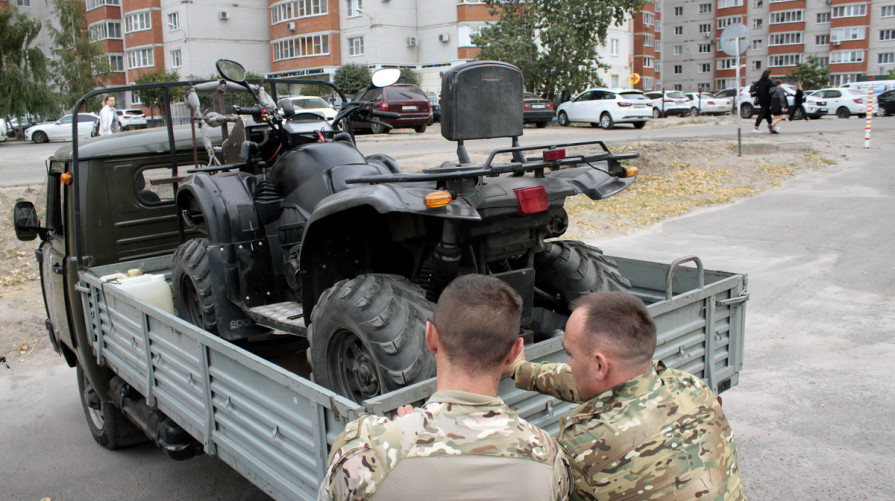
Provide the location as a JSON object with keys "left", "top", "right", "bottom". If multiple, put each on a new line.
{"left": 308, "top": 274, "right": 435, "bottom": 402}
{"left": 534, "top": 240, "right": 631, "bottom": 314}
{"left": 77, "top": 365, "right": 146, "bottom": 449}
{"left": 172, "top": 238, "right": 218, "bottom": 334}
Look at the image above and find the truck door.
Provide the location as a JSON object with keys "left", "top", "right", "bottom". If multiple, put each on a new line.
{"left": 40, "top": 161, "right": 73, "bottom": 349}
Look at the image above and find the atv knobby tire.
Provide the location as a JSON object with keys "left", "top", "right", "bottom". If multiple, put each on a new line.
{"left": 172, "top": 238, "right": 218, "bottom": 334}
{"left": 308, "top": 274, "right": 435, "bottom": 402}
{"left": 534, "top": 240, "right": 631, "bottom": 312}
{"left": 77, "top": 365, "right": 147, "bottom": 449}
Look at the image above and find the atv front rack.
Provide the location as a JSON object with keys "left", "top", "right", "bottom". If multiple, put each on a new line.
{"left": 345, "top": 140, "right": 638, "bottom": 185}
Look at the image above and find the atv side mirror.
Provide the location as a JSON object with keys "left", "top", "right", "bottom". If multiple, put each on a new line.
{"left": 371, "top": 68, "right": 401, "bottom": 88}
{"left": 13, "top": 201, "right": 40, "bottom": 241}
{"left": 280, "top": 99, "right": 296, "bottom": 118}
{"left": 216, "top": 59, "right": 247, "bottom": 83}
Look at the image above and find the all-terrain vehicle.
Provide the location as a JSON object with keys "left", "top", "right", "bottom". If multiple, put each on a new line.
{"left": 171, "top": 60, "right": 639, "bottom": 401}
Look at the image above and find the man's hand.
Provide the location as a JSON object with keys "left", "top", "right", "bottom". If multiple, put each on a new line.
{"left": 502, "top": 347, "right": 526, "bottom": 379}
{"left": 395, "top": 404, "right": 415, "bottom": 418}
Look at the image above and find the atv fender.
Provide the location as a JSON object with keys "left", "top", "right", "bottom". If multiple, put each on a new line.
{"left": 546, "top": 166, "right": 635, "bottom": 200}
{"left": 176, "top": 171, "right": 258, "bottom": 244}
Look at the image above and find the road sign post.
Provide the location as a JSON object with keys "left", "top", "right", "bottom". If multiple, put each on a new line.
{"left": 720, "top": 24, "right": 751, "bottom": 157}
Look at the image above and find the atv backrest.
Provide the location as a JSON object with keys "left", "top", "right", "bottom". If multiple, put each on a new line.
{"left": 440, "top": 61, "right": 524, "bottom": 141}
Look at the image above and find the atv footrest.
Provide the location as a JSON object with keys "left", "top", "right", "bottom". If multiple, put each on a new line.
{"left": 245, "top": 302, "right": 307, "bottom": 336}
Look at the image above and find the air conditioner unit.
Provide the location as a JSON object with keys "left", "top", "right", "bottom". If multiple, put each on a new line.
{"left": 438, "top": 33, "right": 449, "bottom": 43}
{"left": 406, "top": 36, "right": 417, "bottom": 47}
{"left": 218, "top": 11, "right": 229, "bottom": 20}
{"left": 833, "top": 40, "right": 840, "bottom": 46}
{"left": 287, "top": 21, "right": 296, "bottom": 31}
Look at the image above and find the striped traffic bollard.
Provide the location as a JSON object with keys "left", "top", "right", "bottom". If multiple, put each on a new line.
{"left": 864, "top": 88, "right": 873, "bottom": 149}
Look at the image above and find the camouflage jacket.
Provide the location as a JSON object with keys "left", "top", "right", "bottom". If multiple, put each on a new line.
{"left": 514, "top": 361, "right": 745, "bottom": 501}
{"left": 319, "top": 389, "right": 571, "bottom": 500}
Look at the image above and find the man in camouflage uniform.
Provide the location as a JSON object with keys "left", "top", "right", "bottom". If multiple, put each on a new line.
{"left": 507, "top": 291, "right": 745, "bottom": 501}
{"left": 319, "top": 274, "right": 571, "bottom": 500}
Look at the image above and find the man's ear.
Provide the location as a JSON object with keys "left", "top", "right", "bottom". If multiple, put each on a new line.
{"left": 593, "top": 351, "right": 610, "bottom": 381}
{"left": 425, "top": 321, "right": 438, "bottom": 355}
{"left": 505, "top": 337, "right": 524, "bottom": 365}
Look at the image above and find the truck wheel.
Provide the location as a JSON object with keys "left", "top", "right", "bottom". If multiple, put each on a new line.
{"left": 172, "top": 238, "right": 218, "bottom": 334}
{"left": 534, "top": 240, "right": 631, "bottom": 314}
{"left": 308, "top": 274, "right": 435, "bottom": 402}
{"left": 77, "top": 365, "right": 146, "bottom": 449}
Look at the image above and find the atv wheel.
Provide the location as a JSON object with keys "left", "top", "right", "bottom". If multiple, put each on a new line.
{"left": 32, "top": 131, "right": 48, "bottom": 143}
{"left": 308, "top": 274, "right": 435, "bottom": 402}
{"left": 77, "top": 365, "right": 146, "bottom": 449}
{"left": 172, "top": 238, "right": 218, "bottom": 334}
{"left": 534, "top": 240, "right": 631, "bottom": 314}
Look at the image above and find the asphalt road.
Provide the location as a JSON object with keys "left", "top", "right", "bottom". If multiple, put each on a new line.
{"left": 1, "top": 116, "right": 893, "bottom": 499}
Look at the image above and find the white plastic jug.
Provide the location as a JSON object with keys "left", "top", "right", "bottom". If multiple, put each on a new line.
{"left": 115, "top": 273, "right": 175, "bottom": 314}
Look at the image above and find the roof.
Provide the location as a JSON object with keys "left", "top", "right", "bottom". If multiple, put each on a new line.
{"left": 50, "top": 125, "right": 223, "bottom": 161}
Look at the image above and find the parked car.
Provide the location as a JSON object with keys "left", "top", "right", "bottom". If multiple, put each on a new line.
{"left": 556, "top": 88, "right": 651, "bottom": 129}
{"left": 24, "top": 113, "right": 99, "bottom": 143}
{"left": 352, "top": 83, "right": 430, "bottom": 133}
{"left": 522, "top": 92, "right": 554, "bottom": 128}
{"left": 276, "top": 96, "right": 338, "bottom": 122}
{"left": 116, "top": 109, "right": 147, "bottom": 130}
{"left": 0, "top": 119, "right": 7, "bottom": 143}
{"left": 803, "top": 88, "right": 873, "bottom": 119}
{"left": 716, "top": 85, "right": 796, "bottom": 118}
{"left": 802, "top": 91, "right": 828, "bottom": 119}
{"left": 684, "top": 92, "right": 730, "bottom": 116}
{"left": 426, "top": 93, "right": 441, "bottom": 123}
{"left": 877, "top": 89, "right": 895, "bottom": 116}
{"left": 644, "top": 91, "right": 689, "bottom": 118}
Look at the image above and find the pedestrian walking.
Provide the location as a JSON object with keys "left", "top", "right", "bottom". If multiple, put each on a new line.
{"left": 99, "top": 95, "right": 120, "bottom": 136}
{"left": 789, "top": 82, "right": 807, "bottom": 121}
{"left": 770, "top": 80, "right": 788, "bottom": 134}
{"left": 752, "top": 69, "right": 774, "bottom": 133}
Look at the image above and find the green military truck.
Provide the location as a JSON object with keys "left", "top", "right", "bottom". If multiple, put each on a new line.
{"left": 13, "top": 63, "right": 748, "bottom": 499}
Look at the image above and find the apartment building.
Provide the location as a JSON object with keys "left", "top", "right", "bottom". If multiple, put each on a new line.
{"left": 655, "top": 0, "right": 895, "bottom": 92}
{"left": 633, "top": 1, "right": 662, "bottom": 91}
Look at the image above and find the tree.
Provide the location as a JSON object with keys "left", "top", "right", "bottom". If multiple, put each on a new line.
{"left": 0, "top": 8, "right": 58, "bottom": 135}
{"left": 334, "top": 63, "right": 372, "bottom": 95}
{"left": 888, "top": 68, "right": 895, "bottom": 80}
{"left": 397, "top": 67, "right": 420, "bottom": 86}
{"left": 49, "top": 0, "right": 111, "bottom": 112}
{"left": 472, "top": 0, "right": 646, "bottom": 99}
{"left": 133, "top": 69, "right": 182, "bottom": 121}
{"left": 785, "top": 56, "right": 831, "bottom": 90}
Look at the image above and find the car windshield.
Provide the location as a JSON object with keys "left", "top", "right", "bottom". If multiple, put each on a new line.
{"left": 523, "top": 92, "right": 542, "bottom": 100}
{"left": 666, "top": 91, "right": 686, "bottom": 99}
{"left": 843, "top": 89, "right": 864, "bottom": 96}
{"left": 125, "top": 109, "right": 144, "bottom": 115}
{"left": 388, "top": 86, "right": 427, "bottom": 100}
{"left": 619, "top": 92, "right": 647, "bottom": 100}
{"left": 291, "top": 97, "right": 330, "bottom": 108}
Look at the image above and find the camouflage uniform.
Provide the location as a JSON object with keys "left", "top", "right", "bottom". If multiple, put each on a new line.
{"left": 514, "top": 361, "right": 745, "bottom": 501}
{"left": 319, "top": 389, "right": 571, "bottom": 501}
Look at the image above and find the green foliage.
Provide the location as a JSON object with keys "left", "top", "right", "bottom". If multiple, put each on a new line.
{"left": 50, "top": 0, "right": 111, "bottom": 113}
{"left": 888, "top": 68, "right": 895, "bottom": 79}
{"left": 0, "top": 8, "right": 59, "bottom": 126}
{"left": 473, "top": 0, "right": 646, "bottom": 99}
{"left": 785, "top": 56, "right": 831, "bottom": 91}
{"left": 397, "top": 67, "right": 420, "bottom": 85}
{"left": 133, "top": 69, "right": 182, "bottom": 116}
{"left": 334, "top": 63, "right": 372, "bottom": 95}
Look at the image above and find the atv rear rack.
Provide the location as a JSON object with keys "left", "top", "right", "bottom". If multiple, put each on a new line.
{"left": 345, "top": 140, "right": 638, "bottom": 185}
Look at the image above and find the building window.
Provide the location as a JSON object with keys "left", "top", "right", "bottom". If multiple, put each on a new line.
{"left": 17, "top": 0, "right": 30, "bottom": 6}
{"left": 882, "top": 29, "right": 895, "bottom": 41}
{"left": 830, "top": 74, "right": 859, "bottom": 86}
{"left": 167, "top": 13, "right": 179, "bottom": 31}
{"left": 816, "top": 34, "right": 829, "bottom": 46}
{"left": 271, "top": 0, "right": 328, "bottom": 24}
{"left": 674, "top": 26, "right": 683, "bottom": 35}
{"left": 656, "top": 1, "right": 663, "bottom": 14}
{"left": 879, "top": 52, "right": 895, "bottom": 64}
{"left": 831, "top": 4, "right": 866, "bottom": 18}
{"left": 752, "top": 60, "right": 762, "bottom": 70}
{"left": 109, "top": 54, "right": 124, "bottom": 72}
{"left": 643, "top": 12, "right": 654, "bottom": 26}
{"left": 673, "top": 84, "right": 682, "bottom": 91}
{"left": 700, "top": 63, "right": 712, "bottom": 72}
{"left": 86, "top": 0, "right": 119, "bottom": 9}
{"left": 674, "top": 6, "right": 683, "bottom": 16}
{"left": 718, "top": 58, "right": 737, "bottom": 70}
{"left": 753, "top": 0, "right": 763, "bottom": 7}
{"left": 698, "top": 82, "right": 711, "bottom": 92}
{"left": 610, "top": 38, "right": 619, "bottom": 56}
{"left": 643, "top": 76, "right": 654, "bottom": 90}
{"left": 882, "top": 5, "right": 895, "bottom": 18}
{"left": 130, "top": 92, "right": 142, "bottom": 105}
{"left": 698, "top": 43, "right": 711, "bottom": 53}
{"left": 769, "top": 32, "right": 803, "bottom": 45}
{"left": 752, "top": 39, "right": 762, "bottom": 49}
{"left": 753, "top": 18, "right": 763, "bottom": 29}
{"left": 88, "top": 21, "right": 122, "bottom": 41}
{"left": 126, "top": 47, "right": 154, "bottom": 69}
{"left": 170, "top": 49, "right": 182, "bottom": 67}
{"left": 125, "top": 11, "right": 151, "bottom": 33}
{"left": 817, "top": 12, "right": 830, "bottom": 23}
{"left": 673, "top": 45, "right": 683, "bottom": 55}
{"left": 831, "top": 27, "right": 865, "bottom": 42}
{"left": 644, "top": 34, "right": 654, "bottom": 46}
{"left": 816, "top": 56, "right": 829, "bottom": 67}
{"left": 272, "top": 33, "right": 330, "bottom": 61}
{"left": 699, "top": 3, "right": 712, "bottom": 13}
{"left": 346, "top": 0, "right": 362, "bottom": 17}
{"left": 716, "top": 78, "right": 732, "bottom": 89}
{"left": 674, "top": 64, "right": 683, "bottom": 74}
{"left": 655, "top": 41, "right": 662, "bottom": 52}
{"left": 348, "top": 36, "right": 364, "bottom": 56}
{"left": 718, "top": 16, "right": 743, "bottom": 30}
{"left": 656, "top": 23, "right": 662, "bottom": 33}
{"left": 769, "top": 10, "right": 803, "bottom": 24}
{"left": 717, "top": 0, "right": 743, "bottom": 8}
{"left": 643, "top": 56, "right": 654, "bottom": 68}
{"left": 611, "top": 74, "right": 620, "bottom": 87}
{"left": 699, "top": 23, "right": 712, "bottom": 34}
{"left": 768, "top": 54, "right": 802, "bottom": 67}
{"left": 830, "top": 50, "right": 865, "bottom": 64}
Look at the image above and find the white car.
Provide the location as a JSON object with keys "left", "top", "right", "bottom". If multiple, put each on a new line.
{"left": 804, "top": 88, "right": 873, "bottom": 119}
{"left": 117, "top": 109, "right": 147, "bottom": 130}
{"left": 277, "top": 96, "right": 337, "bottom": 121}
{"left": 25, "top": 113, "right": 99, "bottom": 143}
{"left": 556, "top": 88, "right": 651, "bottom": 129}
{"left": 0, "top": 118, "right": 7, "bottom": 143}
{"left": 716, "top": 84, "right": 795, "bottom": 119}
{"left": 644, "top": 91, "right": 689, "bottom": 118}
{"left": 684, "top": 92, "right": 730, "bottom": 116}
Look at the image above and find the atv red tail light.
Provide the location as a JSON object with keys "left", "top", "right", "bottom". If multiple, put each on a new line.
{"left": 514, "top": 186, "right": 549, "bottom": 215}
{"left": 543, "top": 149, "right": 566, "bottom": 162}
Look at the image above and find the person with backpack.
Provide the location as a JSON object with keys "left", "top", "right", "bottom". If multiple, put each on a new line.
{"left": 752, "top": 70, "right": 774, "bottom": 133}
{"left": 769, "top": 80, "right": 788, "bottom": 133}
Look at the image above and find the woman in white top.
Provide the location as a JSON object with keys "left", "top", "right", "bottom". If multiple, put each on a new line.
{"left": 99, "top": 95, "right": 119, "bottom": 135}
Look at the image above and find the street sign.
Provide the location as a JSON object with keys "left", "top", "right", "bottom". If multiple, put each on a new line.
{"left": 629, "top": 73, "right": 641, "bottom": 85}
{"left": 719, "top": 23, "right": 750, "bottom": 56}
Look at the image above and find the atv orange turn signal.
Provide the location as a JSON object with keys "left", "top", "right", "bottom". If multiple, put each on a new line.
{"left": 424, "top": 190, "right": 452, "bottom": 208}
{"left": 622, "top": 166, "right": 639, "bottom": 178}
{"left": 514, "top": 186, "right": 549, "bottom": 215}
{"left": 60, "top": 172, "right": 73, "bottom": 185}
